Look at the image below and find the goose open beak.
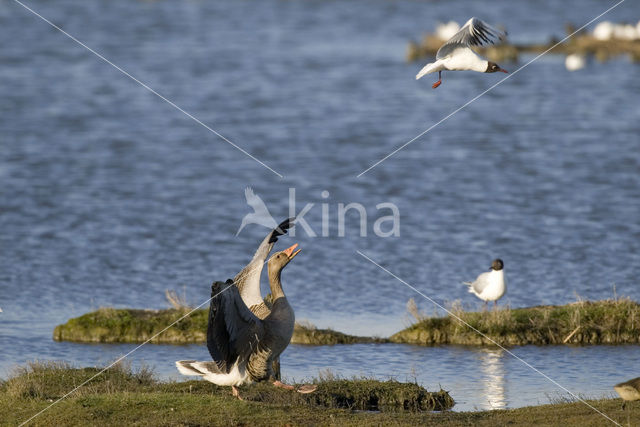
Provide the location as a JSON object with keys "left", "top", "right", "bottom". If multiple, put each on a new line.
{"left": 283, "top": 243, "right": 301, "bottom": 260}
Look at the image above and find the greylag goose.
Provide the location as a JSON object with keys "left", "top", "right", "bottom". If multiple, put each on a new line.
{"left": 234, "top": 217, "right": 295, "bottom": 380}
{"left": 176, "top": 244, "right": 316, "bottom": 398}
{"left": 416, "top": 17, "right": 507, "bottom": 89}
{"left": 234, "top": 217, "right": 295, "bottom": 319}
{"left": 614, "top": 377, "right": 640, "bottom": 409}
{"left": 463, "top": 258, "right": 506, "bottom": 308}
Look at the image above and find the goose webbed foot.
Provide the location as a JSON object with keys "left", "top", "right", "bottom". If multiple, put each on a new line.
{"left": 232, "top": 385, "right": 243, "bottom": 400}
{"left": 272, "top": 380, "right": 295, "bottom": 390}
{"left": 296, "top": 384, "right": 318, "bottom": 394}
{"left": 272, "top": 380, "right": 317, "bottom": 393}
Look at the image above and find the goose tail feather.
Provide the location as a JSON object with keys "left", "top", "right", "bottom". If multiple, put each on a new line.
{"left": 175, "top": 360, "right": 205, "bottom": 376}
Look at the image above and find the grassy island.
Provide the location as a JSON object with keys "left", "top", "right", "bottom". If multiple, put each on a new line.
{"left": 53, "top": 308, "right": 383, "bottom": 346}
{"left": 392, "top": 299, "right": 640, "bottom": 346}
{"left": 1, "top": 362, "right": 634, "bottom": 426}
{"left": 54, "top": 299, "right": 640, "bottom": 347}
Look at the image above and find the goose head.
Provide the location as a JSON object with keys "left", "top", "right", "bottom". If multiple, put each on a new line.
{"left": 268, "top": 243, "right": 301, "bottom": 271}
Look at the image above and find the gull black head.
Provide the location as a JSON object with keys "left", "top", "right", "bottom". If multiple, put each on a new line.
{"left": 486, "top": 62, "right": 508, "bottom": 73}
{"left": 491, "top": 259, "right": 504, "bottom": 271}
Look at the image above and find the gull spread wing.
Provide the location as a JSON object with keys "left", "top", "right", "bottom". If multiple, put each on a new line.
{"left": 437, "top": 17, "right": 506, "bottom": 59}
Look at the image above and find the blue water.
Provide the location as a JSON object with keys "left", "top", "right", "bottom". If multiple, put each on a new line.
{"left": 1, "top": 0, "right": 639, "bottom": 414}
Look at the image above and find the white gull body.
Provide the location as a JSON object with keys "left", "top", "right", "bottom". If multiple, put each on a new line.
{"left": 463, "top": 259, "right": 506, "bottom": 304}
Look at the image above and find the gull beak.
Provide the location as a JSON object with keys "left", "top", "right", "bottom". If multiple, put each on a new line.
{"left": 500, "top": 68, "right": 508, "bottom": 73}
{"left": 283, "top": 243, "right": 301, "bottom": 260}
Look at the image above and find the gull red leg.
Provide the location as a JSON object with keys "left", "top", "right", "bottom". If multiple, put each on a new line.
{"left": 432, "top": 71, "right": 442, "bottom": 89}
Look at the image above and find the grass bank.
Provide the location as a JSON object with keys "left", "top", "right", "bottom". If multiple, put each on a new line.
{"left": 1, "top": 362, "right": 453, "bottom": 425}
{"left": 1, "top": 362, "right": 633, "bottom": 426}
{"left": 393, "top": 298, "right": 640, "bottom": 346}
{"left": 53, "top": 308, "right": 384, "bottom": 345}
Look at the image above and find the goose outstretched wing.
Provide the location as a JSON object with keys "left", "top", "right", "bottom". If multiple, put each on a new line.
{"left": 206, "top": 280, "right": 265, "bottom": 372}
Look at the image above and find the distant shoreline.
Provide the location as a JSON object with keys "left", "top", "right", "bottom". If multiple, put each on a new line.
{"left": 407, "top": 32, "right": 640, "bottom": 63}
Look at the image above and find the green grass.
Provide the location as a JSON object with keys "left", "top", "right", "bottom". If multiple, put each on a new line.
{"left": 53, "top": 308, "right": 208, "bottom": 344}
{"left": 53, "top": 298, "right": 640, "bottom": 345}
{"left": 393, "top": 298, "right": 640, "bottom": 346}
{"left": 1, "top": 362, "right": 635, "bottom": 426}
{"left": 55, "top": 298, "right": 640, "bottom": 347}
{"left": 53, "top": 308, "right": 384, "bottom": 345}
{"left": 1, "top": 362, "right": 453, "bottom": 425}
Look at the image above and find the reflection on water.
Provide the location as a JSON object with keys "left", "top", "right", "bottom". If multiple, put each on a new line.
{"left": 477, "top": 348, "right": 506, "bottom": 410}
